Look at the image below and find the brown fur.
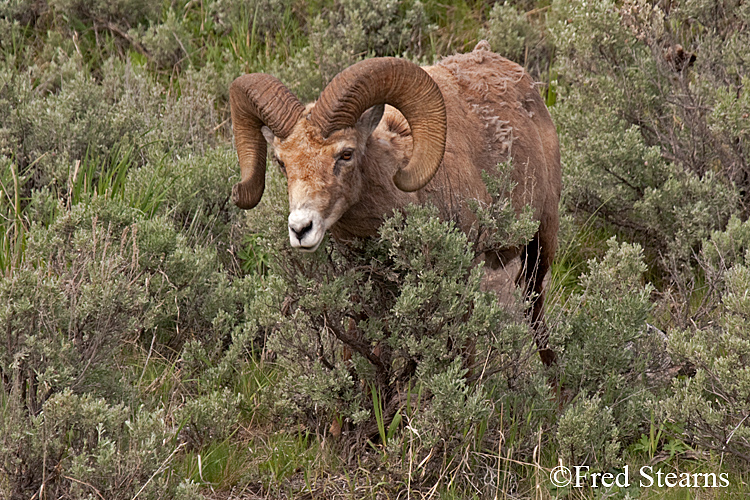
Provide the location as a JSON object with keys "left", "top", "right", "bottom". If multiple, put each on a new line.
{"left": 269, "top": 42, "right": 561, "bottom": 364}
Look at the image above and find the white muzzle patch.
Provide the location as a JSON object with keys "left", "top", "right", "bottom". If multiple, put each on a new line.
{"left": 288, "top": 209, "right": 326, "bottom": 252}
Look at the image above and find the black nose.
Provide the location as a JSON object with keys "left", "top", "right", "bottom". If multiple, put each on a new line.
{"left": 291, "top": 221, "right": 313, "bottom": 241}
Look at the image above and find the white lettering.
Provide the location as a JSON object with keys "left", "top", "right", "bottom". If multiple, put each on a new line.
{"left": 573, "top": 466, "right": 588, "bottom": 488}
{"left": 616, "top": 466, "right": 630, "bottom": 487}
{"left": 678, "top": 472, "right": 691, "bottom": 487}
{"left": 664, "top": 471, "right": 677, "bottom": 488}
{"left": 719, "top": 473, "right": 729, "bottom": 487}
{"left": 573, "top": 465, "right": 728, "bottom": 489}
{"left": 640, "top": 465, "right": 654, "bottom": 487}
{"left": 590, "top": 471, "right": 601, "bottom": 488}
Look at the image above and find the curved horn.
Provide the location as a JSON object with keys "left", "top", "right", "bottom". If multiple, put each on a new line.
{"left": 310, "top": 58, "right": 446, "bottom": 192}
{"left": 229, "top": 74, "right": 304, "bottom": 209}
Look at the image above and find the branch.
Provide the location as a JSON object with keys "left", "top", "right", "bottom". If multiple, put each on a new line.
{"left": 324, "top": 312, "right": 387, "bottom": 378}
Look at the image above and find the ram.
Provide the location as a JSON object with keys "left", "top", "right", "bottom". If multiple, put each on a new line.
{"left": 229, "top": 42, "right": 561, "bottom": 365}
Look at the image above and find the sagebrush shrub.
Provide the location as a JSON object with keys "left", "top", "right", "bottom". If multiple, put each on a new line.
{"left": 551, "top": 238, "right": 666, "bottom": 463}
{"left": 0, "top": 188, "right": 251, "bottom": 497}
{"left": 242, "top": 187, "right": 550, "bottom": 486}
{"left": 550, "top": 0, "right": 746, "bottom": 267}
{"left": 481, "top": 1, "right": 552, "bottom": 78}
{"left": 0, "top": 198, "right": 167, "bottom": 498}
{"left": 557, "top": 395, "right": 621, "bottom": 468}
{"left": 2, "top": 52, "right": 224, "bottom": 197}
{"left": 655, "top": 218, "right": 750, "bottom": 460}
{"left": 266, "top": 0, "right": 431, "bottom": 101}
{"left": 131, "top": 9, "right": 193, "bottom": 70}
{"left": 208, "top": 0, "right": 297, "bottom": 40}
{"left": 48, "top": 0, "right": 160, "bottom": 26}
{"left": 547, "top": 1, "right": 750, "bottom": 465}
{"left": 3, "top": 201, "right": 147, "bottom": 406}
{"left": 1, "top": 388, "right": 179, "bottom": 500}
{"left": 176, "top": 388, "right": 243, "bottom": 449}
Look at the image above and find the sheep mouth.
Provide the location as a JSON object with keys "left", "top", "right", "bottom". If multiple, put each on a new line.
{"left": 288, "top": 229, "right": 325, "bottom": 252}
{"left": 297, "top": 241, "right": 322, "bottom": 252}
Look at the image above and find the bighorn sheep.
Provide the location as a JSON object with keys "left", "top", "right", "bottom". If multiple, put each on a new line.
{"left": 229, "top": 41, "right": 561, "bottom": 365}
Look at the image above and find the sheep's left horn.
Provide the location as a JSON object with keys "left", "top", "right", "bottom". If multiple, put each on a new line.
{"left": 311, "top": 58, "right": 447, "bottom": 192}
{"left": 229, "top": 74, "right": 304, "bottom": 209}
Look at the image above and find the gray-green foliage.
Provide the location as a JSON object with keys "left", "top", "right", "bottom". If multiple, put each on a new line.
{"left": 469, "top": 164, "right": 542, "bottom": 254}
{"left": 656, "top": 217, "right": 750, "bottom": 460}
{"left": 176, "top": 388, "right": 242, "bottom": 448}
{"left": 551, "top": 0, "right": 747, "bottom": 265}
{"left": 314, "top": 0, "right": 429, "bottom": 76}
{"left": 412, "top": 359, "right": 491, "bottom": 447}
{"left": 482, "top": 2, "right": 533, "bottom": 64}
{"left": 481, "top": 1, "right": 551, "bottom": 77}
{"left": 267, "top": 0, "right": 431, "bottom": 101}
{"left": 0, "top": 182, "right": 248, "bottom": 497}
{"left": 208, "top": 0, "right": 298, "bottom": 40}
{"left": 546, "top": 0, "right": 750, "bottom": 465}
{"left": 552, "top": 238, "right": 663, "bottom": 465}
{"left": 132, "top": 9, "right": 194, "bottom": 70}
{"left": 260, "top": 205, "right": 494, "bottom": 424}
{"left": 159, "top": 147, "right": 237, "bottom": 235}
{"left": 1, "top": 51, "right": 222, "bottom": 191}
{"left": 48, "top": 0, "right": 161, "bottom": 26}
{"left": 252, "top": 195, "right": 547, "bottom": 483}
{"left": 1, "top": 388, "right": 179, "bottom": 500}
{"left": 0, "top": 201, "right": 159, "bottom": 497}
{"left": 3, "top": 201, "right": 147, "bottom": 409}
{"left": 557, "top": 395, "right": 621, "bottom": 467}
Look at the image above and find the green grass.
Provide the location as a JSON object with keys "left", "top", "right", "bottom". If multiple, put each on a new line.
{"left": 0, "top": 160, "right": 28, "bottom": 275}
{"left": 3, "top": 1, "right": 750, "bottom": 499}
{"left": 237, "top": 233, "right": 270, "bottom": 276}
{"left": 232, "top": 355, "right": 278, "bottom": 424}
{"left": 180, "top": 438, "right": 250, "bottom": 488}
{"left": 423, "top": 0, "right": 489, "bottom": 54}
{"left": 69, "top": 143, "right": 132, "bottom": 205}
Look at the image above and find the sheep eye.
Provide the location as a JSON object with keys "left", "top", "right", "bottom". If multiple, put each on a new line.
{"left": 339, "top": 150, "right": 353, "bottom": 162}
{"left": 275, "top": 157, "right": 286, "bottom": 174}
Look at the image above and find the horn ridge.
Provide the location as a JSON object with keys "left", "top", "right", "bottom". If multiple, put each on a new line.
{"left": 229, "top": 74, "right": 304, "bottom": 209}
{"left": 311, "top": 58, "right": 447, "bottom": 192}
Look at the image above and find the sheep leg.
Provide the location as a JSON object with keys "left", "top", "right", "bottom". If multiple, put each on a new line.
{"left": 518, "top": 232, "right": 557, "bottom": 366}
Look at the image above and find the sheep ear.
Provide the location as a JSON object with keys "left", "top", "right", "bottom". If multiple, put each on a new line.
{"left": 261, "top": 125, "right": 275, "bottom": 144}
{"left": 356, "top": 104, "right": 385, "bottom": 138}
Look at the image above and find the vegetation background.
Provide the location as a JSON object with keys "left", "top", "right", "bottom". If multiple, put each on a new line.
{"left": 1, "top": 0, "right": 750, "bottom": 498}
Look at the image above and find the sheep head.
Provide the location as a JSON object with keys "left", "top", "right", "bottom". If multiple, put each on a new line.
{"left": 230, "top": 58, "right": 447, "bottom": 251}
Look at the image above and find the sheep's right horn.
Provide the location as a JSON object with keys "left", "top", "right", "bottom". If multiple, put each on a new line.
{"left": 229, "top": 74, "right": 304, "bottom": 209}
{"left": 311, "top": 58, "right": 446, "bottom": 192}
